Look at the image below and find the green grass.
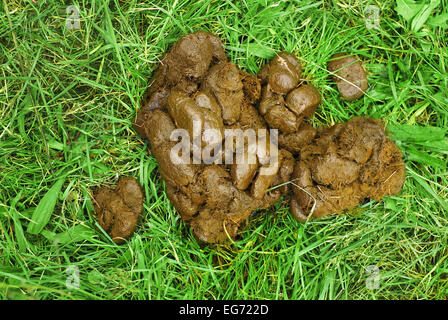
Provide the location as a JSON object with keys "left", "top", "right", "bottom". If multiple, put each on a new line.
{"left": 0, "top": 0, "right": 447, "bottom": 300}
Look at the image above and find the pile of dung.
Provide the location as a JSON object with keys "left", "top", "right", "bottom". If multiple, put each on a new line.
{"left": 134, "top": 31, "right": 295, "bottom": 243}
{"left": 97, "top": 30, "right": 406, "bottom": 244}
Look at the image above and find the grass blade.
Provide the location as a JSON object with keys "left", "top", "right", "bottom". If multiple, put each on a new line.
{"left": 44, "top": 225, "right": 96, "bottom": 245}
{"left": 27, "top": 178, "right": 65, "bottom": 235}
{"left": 387, "top": 123, "right": 447, "bottom": 143}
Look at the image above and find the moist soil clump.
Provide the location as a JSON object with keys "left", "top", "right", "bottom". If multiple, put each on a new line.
{"left": 135, "top": 31, "right": 405, "bottom": 244}
{"left": 92, "top": 177, "right": 144, "bottom": 243}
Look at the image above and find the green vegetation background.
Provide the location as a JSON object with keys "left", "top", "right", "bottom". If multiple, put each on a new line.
{"left": 0, "top": 0, "right": 447, "bottom": 299}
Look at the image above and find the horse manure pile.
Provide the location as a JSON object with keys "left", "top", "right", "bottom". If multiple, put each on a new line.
{"left": 93, "top": 31, "right": 405, "bottom": 244}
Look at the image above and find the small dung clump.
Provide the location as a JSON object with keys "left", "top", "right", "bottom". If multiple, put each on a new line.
{"left": 327, "top": 53, "right": 368, "bottom": 101}
{"left": 289, "top": 117, "right": 406, "bottom": 221}
{"left": 92, "top": 177, "right": 144, "bottom": 243}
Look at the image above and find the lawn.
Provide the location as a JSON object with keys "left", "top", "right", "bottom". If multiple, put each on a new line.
{"left": 0, "top": 0, "right": 447, "bottom": 300}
